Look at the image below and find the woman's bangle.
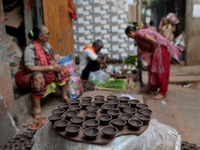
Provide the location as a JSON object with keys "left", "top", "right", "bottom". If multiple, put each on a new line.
{"left": 51, "top": 66, "right": 53, "bottom": 71}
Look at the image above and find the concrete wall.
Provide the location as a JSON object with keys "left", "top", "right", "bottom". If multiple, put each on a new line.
{"left": 185, "top": 0, "right": 200, "bottom": 65}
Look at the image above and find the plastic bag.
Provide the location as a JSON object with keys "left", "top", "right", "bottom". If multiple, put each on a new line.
{"left": 88, "top": 70, "right": 110, "bottom": 85}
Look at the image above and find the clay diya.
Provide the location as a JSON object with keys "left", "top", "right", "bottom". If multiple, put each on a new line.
{"left": 118, "top": 103, "right": 131, "bottom": 111}
{"left": 69, "top": 99, "right": 80, "bottom": 105}
{"left": 69, "top": 105, "right": 82, "bottom": 112}
{"left": 107, "top": 109, "right": 120, "bottom": 119}
{"left": 182, "top": 146, "right": 189, "bottom": 150}
{"left": 102, "top": 126, "right": 118, "bottom": 139}
{"left": 25, "top": 143, "right": 33, "bottom": 150}
{"left": 27, "top": 133, "right": 34, "bottom": 139}
{"left": 70, "top": 116, "right": 85, "bottom": 125}
{"left": 15, "top": 134, "right": 22, "bottom": 140}
{"left": 98, "top": 114, "right": 112, "bottom": 125}
{"left": 189, "top": 144, "right": 196, "bottom": 149}
{"left": 48, "top": 114, "right": 62, "bottom": 124}
{"left": 119, "top": 113, "right": 134, "bottom": 123}
{"left": 51, "top": 109, "right": 65, "bottom": 115}
{"left": 84, "top": 119, "right": 100, "bottom": 127}
{"left": 94, "top": 99, "right": 105, "bottom": 107}
{"left": 111, "top": 119, "right": 126, "bottom": 130}
{"left": 107, "top": 95, "right": 117, "bottom": 100}
{"left": 83, "top": 127, "right": 99, "bottom": 140}
{"left": 9, "top": 138, "right": 16, "bottom": 143}
{"left": 30, "top": 130, "right": 37, "bottom": 134}
{"left": 54, "top": 120, "right": 69, "bottom": 131}
{"left": 94, "top": 95, "right": 105, "bottom": 100}
{"left": 108, "top": 99, "right": 120, "bottom": 108}
{"left": 80, "top": 101, "right": 92, "bottom": 109}
{"left": 14, "top": 146, "right": 21, "bottom": 150}
{"left": 128, "top": 99, "right": 140, "bottom": 107}
{"left": 136, "top": 103, "right": 149, "bottom": 110}
{"left": 58, "top": 103, "right": 69, "bottom": 111}
{"left": 181, "top": 141, "right": 188, "bottom": 146}
{"left": 65, "top": 125, "right": 81, "bottom": 137}
{"left": 123, "top": 107, "right": 137, "bottom": 115}
{"left": 23, "top": 132, "right": 29, "bottom": 137}
{"left": 137, "top": 115, "right": 151, "bottom": 125}
{"left": 128, "top": 119, "right": 143, "bottom": 130}
{"left": 24, "top": 139, "right": 32, "bottom": 145}
{"left": 19, "top": 136, "right": 26, "bottom": 142}
{"left": 119, "top": 97, "right": 130, "bottom": 103}
{"left": 139, "top": 109, "right": 152, "bottom": 116}
{"left": 15, "top": 141, "right": 22, "bottom": 146}
{"left": 85, "top": 111, "right": 98, "bottom": 119}
{"left": 101, "top": 104, "right": 114, "bottom": 113}
{"left": 81, "top": 96, "right": 92, "bottom": 101}
{"left": 196, "top": 147, "right": 200, "bottom": 150}
{"left": 64, "top": 110, "right": 78, "bottom": 120}
{"left": 86, "top": 105, "right": 99, "bottom": 111}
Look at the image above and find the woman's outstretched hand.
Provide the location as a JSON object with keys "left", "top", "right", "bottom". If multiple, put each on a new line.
{"left": 53, "top": 63, "right": 63, "bottom": 72}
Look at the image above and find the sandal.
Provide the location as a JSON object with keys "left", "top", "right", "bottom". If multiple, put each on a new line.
{"left": 31, "top": 112, "right": 42, "bottom": 118}
{"left": 154, "top": 94, "right": 165, "bottom": 100}
{"left": 34, "top": 116, "right": 48, "bottom": 125}
{"left": 27, "top": 122, "right": 43, "bottom": 130}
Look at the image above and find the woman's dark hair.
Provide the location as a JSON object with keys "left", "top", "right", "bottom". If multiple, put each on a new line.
{"left": 28, "top": 25, "right": 45, "bottom": 40}
{"left": 125, "top": 26, "right": 136, "bottom": 34}
{"left": 150, "top": 20, "right": 154, "bottom": 26}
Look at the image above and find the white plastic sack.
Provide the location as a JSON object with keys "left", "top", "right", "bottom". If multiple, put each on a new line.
{"left": 32, "top": 120, "right": 181, "bottom": 150}
{"left": 88, "top": 70, "right": 110, "bottom": 85}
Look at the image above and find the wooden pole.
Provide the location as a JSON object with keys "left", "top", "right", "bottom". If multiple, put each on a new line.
{"left": 137, "top": 0, "right": 142, "bottom": 24}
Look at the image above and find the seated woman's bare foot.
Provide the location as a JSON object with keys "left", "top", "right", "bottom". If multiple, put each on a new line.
{"left": 60, "top": 96, "right": 70, "bottom": 103}
{"left": 154, "top": 94, "right": 165, "bottom": 100}
{"left": 32, "top": 108, "right": 42, "bottom": 118}
{"left": 141, "top": 88, "right": 155, "bottom": 95}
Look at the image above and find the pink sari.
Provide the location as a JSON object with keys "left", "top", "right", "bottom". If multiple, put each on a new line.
{"left": 135, "top": 29, "right": 181, "bottom": 85}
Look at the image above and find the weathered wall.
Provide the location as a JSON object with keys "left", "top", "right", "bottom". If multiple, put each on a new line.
{"left": 185, "top": 0, "right": 200, "bottom": 65}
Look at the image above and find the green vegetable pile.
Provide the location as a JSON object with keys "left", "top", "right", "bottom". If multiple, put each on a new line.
{"left": 99, "top": 78, "right": 127, "bottom": 90}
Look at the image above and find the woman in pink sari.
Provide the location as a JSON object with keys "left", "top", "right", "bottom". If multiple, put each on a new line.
{"left": 125, "top": 26, "right": 181, "bottom": 100}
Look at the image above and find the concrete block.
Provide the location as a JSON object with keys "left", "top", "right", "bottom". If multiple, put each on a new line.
{"left": 123, "top": 18, "right": 128, "bottom": 22}
{"left": 101, "top": 30, "right": 107, "bottom": 34}
{"left": 95, "top": 26, "right": 101, "bottom": 32}
{"left": 100, "top": 0, "right": 106, "bottom": 4}
{"left": 118, "top": 49, "right": 125, "bottom": 53}
{"left": 121, "top": 52, "right": 128, "bottom": 57}
{"left": 129, "top": 45, "right": 134, "bottom": 51}
{"left": 100, "top": 20, "right": 107, "bottom": 24}
{"left": 79, "top": 46, "right": 85, "bottom": 52}
{"left": 78, "top": 18, "right": 84, "bottom": 24}
{"left": 96, "top": 36, "right": 102, "bottom": 40}
{"left": 103, "top": 34, "right": 110, "bottom": 39}
{"left": 94, "top": 17, "right": 101, "bottom": 23}
{"left": 89, "top": 10, "right": 94, "bottom": 13}
{"left": 103, "top": 5, "right": 109, "bottom": 9}
{"left": 120, "top": 14, "right": 127, "bottom": 19}
{"left": 84, "top": 30, "right": 91, "bottom": 35}
{"left": 103, "top": 15, "right": 110, "bottom": 19}
{"left": 77, "top": 8, "right": 84, "bottom": 14}
{"left": 90, "top": 20, "right": 95, "bottom": 23}
{"left": 100, "top": 10, "right": 106, "bottom": 15}
{"left": 104, "top": 43, "right": 110, "bottom": 48}
{"left": 83, "top": 1, "right": 89, "bottom": 5}
{"left": 102, "top": 39, "right": 107, "bottom": 44}
{"left": 94, "top": 7, "right": 101, "bottom": 13}
{"left": 86, "top": 25, "right": 93, "bottom": 30}
{"left": 87, "top": 35, "right": 94, "bottom": 39}
{"left": 94, "top": 0, "right": 100, "bottom": 3}
{"left": 120, "top": 34, "right": 127, "bottom": 38}
{"left": 112, "top": 26, "right": 118, "bottom": 32}
{"left": 86, "top": 16, "right": 93, "bottom": 20}
{"left": 84, "top": 21, "right": 90, "bottom": 25}
{"left": 112, "top": 16, "right": 118, "bottom": 22}
{"left": 120, "top": 24, "right": 127, "bottom": 29}
{"left": 113, "top": 54, "right": 119, "bottom": 59}
{"left": 85, "top": 6, "right": 92, "bottom": 10}
{"left": 111, "top": 6, "right": 116, "bottom": 11}
{"left": 121, "top": 43, "right": 128, "bottom": 48}
{"left": 74, "top": 45, "right": 77, "bottom": 49}
{"left": 73, "top": 26, "right": 76, "bottom": 30}
{"left": 112, "top": 36, "right": 119, "bottom": 41}
{"left": 118, "top": 19, "right": 124, "bottom": 24}
{"left": 85, "top": 40, "right": 91, "bottom": 44}
{"left": 118, "top": 39, "right": 125, "bottom": 43}
{"left": 103, "top": 24, "right": 110, "bottom": 29}
{"left": 79, "top": 37, "right": 85, "bottom": 43}
{"left": 112, "top": 45, "right": 119, "bottom": 50}
{"left": 74, "top": 35, "right": 77, "bottom": 39}
{"left": 83, "top": 11, "right": 89, "bottom": 15}
{"left": 89, "top": 0, "right": 94, "bottom": 3}
{"left": 78, "top": 27, "right": 85, "bottom": 33}
{"left": 117, "top": 29, "right": 125, "bottom": 34}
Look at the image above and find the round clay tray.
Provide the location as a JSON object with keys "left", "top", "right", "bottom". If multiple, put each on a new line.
{"left": 123, "top": 107, "right": 137, "bottom": 115}
{"left": 80, "top": 101, "right": 92, "bottom": 109}
{"left": 139, "top": 109, "right": 152, "bottom": 116}
{"left": 107, "top": 109, "right": 120, "bottom": 119}
{"left": 58, "top": 103, "right": 69, "bottom": 111}
{"left": 94, "top": 99, "right": 105, "bottom": 107}
{"left": 101, "top": 104, "right": 114, "bottom": 112}
{"left": 69, "top": 105, "right": 82, "bottom": 112}
{"left": 128, "top": 100, "right": 140, "bottom": 107}
{"left": 83, "top": 127, "right": 99, "bottom": 140}
{"left": 64, "top": 110, "right": 78, "bottom": 120}
{"left": 84, "top": 119, "right": 100, "bottom": 127}
{"left": 51, "top": 109, "right": 65, "bottom": 115}
{"left": 70, "top": 116, "right": 85, "bottom": 125}
{"left": 65, "top": 125, "right": 81, "bottom": 137}
{"left": 69, "top": 99, "right": 80, "bottom": 105}
{"left": 136, "top": 103, "right": 149, "bottom": 109}
{"left": 98, "top": 114, "right": 112, "bottom": 125}
{"left": 128, "top": 119, "right": 143, "bottom": 130}
{"left": 81, "top": 96, "right": 92, "bottom": 101}
{"left": 102, "top": 126, "right": 118, "bottom": 139}
{"left": 25, "top": 143, "right": 33, "bottom": 150}
{"left": 86, "top": 105, "right": 99, "bottom": 111}
{"left": 137, "top": 115, "right": 151, "bottom": 125}
{"left": 119, "top": 113, "right": 134, "bottom": 122}
{"left": 54, "top": 120, "right": 70, "bottom": 131}
{"left": 94, "top": 95, "right": 105, "bottom": 100}
{"left": 85, "top": 111, "right": 98, "bottom": 119}
{"left": 107, "top": 95, "right": 117, "bottom": 100}
{"left": 118, "top": 103, "right": 131, "bottom": 111}
{"left": 108, "top": 99, "right": 120, "bottom": 108}
{"left": 48, "top": 114, "right": 62, "bottom": 124}
{"left": 110, "top": 119, "right": 126, "bottom": 130}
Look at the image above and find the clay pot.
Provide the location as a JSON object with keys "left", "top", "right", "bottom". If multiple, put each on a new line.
{"left": 69, "top": 105, "right": 82, "bottom": 112}
{"left": 19, "top": 136, "right": 26, "bottom": 142}
{"left": 86, "top": 105, "right": 99, "bottom": 111}
{"left": 136, "top": 103, "right": 149, "bottom": 110}
{"left": 14, "top": 146, "right": 21, "bottom": 150}
{"left": 111, "top": 119, "right": 126, "bottom": 130}
{"left": 108, "top": 100, "right": 120, "bottom": 108}
{"left": 85, "top": 111, "right": 98, "bottom": 119}
{"left": 84, "top": 119, "right": 100, "bottom": 127}
{"left": 128, "top": 100, "right": 140, "bottom": 107}
{"left": 81, "top": 96, "right": 92, "bottom": 101}
{"left": 69, "top": 99, "right": 80, "bottom": 105}
{"left": 101, "top": 104, "right": 114, "bottom": 113}
{"left": 65, "top": 125, "right": 81, "bottom": 137}
{"left": 128, "top": 119, "right": 143, "bottom": 130}
{"left": 70, "top": 116, "right": 85, "bottom": 125}
{"left": 9, "top": 138, "right": 16, "bottom": 143}
{"left": 64, "top": 110, "right": 78, "bottom": 120}
{"left": 80, "top": 101, "right": 92, "bottom": 109}
{"left": 107, "top": 95, "right": 117, "bottom": 100}
{"left": 51, "top": 109, "right": 65, "bottom": 115}
{"left": 118, "top": 58, "right": 123, "bottom": 63}
{"left": 27, "top": 133, "right": 34, "bottom": 139}
{"left": 119, "top": 97, "right": 130, "bottom": 103}
{"left": 181, "top": 141, "right": 188, "bottom": 146}
{"left": 123, "top": 107, "right": 137, "bottom": 115}
{"left": 24, "top": 139, "right": 32, "bottom": 145}
{"left": 139, "top": 109, "right": 152, "bottom": 116}
{"left": 4, "top": 143, "right": 12, "bottom": 148}
{"left": 119, "top": 113, "right": 134, "bottom": 123}
{"left": 137, "top": 115, "right": 151, "bottom": 125}
{"left": 118, "top": 103, "right": 131, "bottom": 111}
{"left": 58, "top": 103, "right": 69, "bottom": 111}
{"left": 25, "top": 143, "right": 33, "bottom": 150}
{"left": 83, "top": 127, "right": 99, "bottom": 140}
{"left": 94, "top": 95, "right": 105, "bottom": 100}
{"left": 54, "top": 120, "right": 69, "bottom": 131}
{"left": 48, "top": 114, "right": 62, "bottom": 124}
{"left": 190, "top": 144, "right": 196, "bottom": 149}
{"left": 107, "top": 110, "right": 120, "bottom": 119}
{"left": 98, "top": 114, "right": 112, "bottom": 125}
{"left": 102, "top": 126, "right": 118, "bottom": 139}
{"left": 94, "top": 99, "right": 105, "bottom": 107}
{"left": 15, "top": 134, "right": 22, "bottom": 140}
